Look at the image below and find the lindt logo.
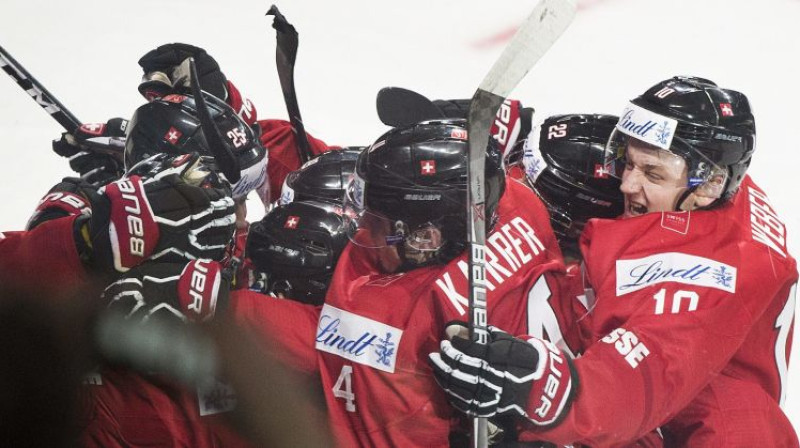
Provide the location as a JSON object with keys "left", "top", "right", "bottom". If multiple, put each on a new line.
{"left": 618, "top": 108, "right": 657, "bottom": 139}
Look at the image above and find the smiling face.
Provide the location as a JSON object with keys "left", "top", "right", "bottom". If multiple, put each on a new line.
{"left": 619, "top": 138, "right": 689, "bottom": 217}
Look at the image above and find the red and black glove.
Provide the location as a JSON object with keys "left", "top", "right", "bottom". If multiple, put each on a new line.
{"left": 429, "top": 98, "right": 532, "bottom": 160}
{"left": 102, "top": 260, "right": 228, "bottom": 325}
{"left": 137, "top": 43, "right": 257, "bottom": 125}
{"left": 76, "top": 158, "right": 236, "bottom": 273}
{"left": 52, "top": 118, "right": 128, "bottom": 187}
{"left": 26, "top": 177, "right": 96, "bottom": 230}
{"left": 428, "top": 324, "right": 576, "bottom": 427}
{"left": 376, "top": 87, "right": 533, "bottom": 161}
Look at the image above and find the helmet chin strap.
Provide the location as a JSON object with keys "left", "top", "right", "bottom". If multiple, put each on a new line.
{"left": 396, "top": 243, "right": 440, "bottom": 272}
{"left": 676, "top": 185, "right": 724, "bottom": 212}
{"left": 675, "top": 187, "right": 698, "bottom": 212}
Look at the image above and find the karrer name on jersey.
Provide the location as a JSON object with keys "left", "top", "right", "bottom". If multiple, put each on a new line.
{"left": 436, "top": 215, "right": 546, "bottom": 315}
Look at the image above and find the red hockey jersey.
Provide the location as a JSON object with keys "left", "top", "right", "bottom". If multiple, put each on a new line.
{"left": 519, "top": 175, "right": 798, "bottom": 447}
{"left": 315, "top": 179, "right": 574, "bottom": 446}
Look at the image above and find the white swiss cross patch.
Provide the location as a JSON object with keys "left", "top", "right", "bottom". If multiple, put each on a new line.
{"left": 165, "top": 126, "right": 182, "bottom": 144}
{"left": 421, "top": 160, "right": 436, "bottom": 175}
{"left": 284, "top": 215, "right": 300, "bottom": 229}
{"left": 79, "top": 123, "right": 105, "bottom": 136}
{"left": 593, "top": 163, "right": 608, "bottom": 178}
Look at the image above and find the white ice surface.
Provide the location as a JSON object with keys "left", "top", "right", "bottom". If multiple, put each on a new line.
{"left": 2, "top": 0, "right": 798, "bottom": 436}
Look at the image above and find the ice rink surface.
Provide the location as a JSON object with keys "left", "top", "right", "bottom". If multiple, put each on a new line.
{"left": 2, "top": 0, "right": 799, "bottom": 437}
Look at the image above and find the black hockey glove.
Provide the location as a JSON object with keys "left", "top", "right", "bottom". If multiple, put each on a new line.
{"left": 76, "top": 154, "right": 236, "bottom": 273}
{"left": 102, "top": 260, "right": 229, "bottom": 325}
{"left": 52, "top": 118, "right": 128, "bottom": 187}
{"left": 428, "top": 324, "right": 576, "bottom": 427}
{"left": 138, "top": 43, "right": 228, "bottom": 101}
{"left": 26, "top": 177, "right": 96, "bottom": 230}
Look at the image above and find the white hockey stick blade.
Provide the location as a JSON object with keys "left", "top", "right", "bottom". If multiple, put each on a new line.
{"left": 478, "top": 0, "right": 577, "bottom": 98}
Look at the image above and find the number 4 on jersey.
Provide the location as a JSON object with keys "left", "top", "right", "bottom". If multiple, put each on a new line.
{"left": 333, "top": 365, "right": 356, "bottom": 412}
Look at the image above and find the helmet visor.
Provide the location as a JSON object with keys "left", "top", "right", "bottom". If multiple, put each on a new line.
{"left": 342, "top": 174, "right": 445, "bottom": 251}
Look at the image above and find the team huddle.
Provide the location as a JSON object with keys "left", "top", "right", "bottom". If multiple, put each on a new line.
{"left": 0, "top": 41, "right": 796, "bottom": 448}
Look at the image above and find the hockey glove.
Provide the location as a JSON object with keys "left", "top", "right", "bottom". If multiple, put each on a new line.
{"left": 102, "top": 260, "right": 228, "bottom": 325}
{"left": 377, "top": 87, "right": 533, "bottom": 158}
{"left": 137, "top": 43, "right": 258, "bottom": 125}
{"left": 78, "top": 157, "right": 236, "bottom": 273}
{"left": 428, "top": 324, "right": 576, "bottom": 427}
{"left": 52, "top": 119, "right": 128, "bottom": 187}
{"left": 137, "top": 43, "right": 228, "bottom": 102}
{"left": 431, "top": 98, "right": 532, "bottom": 159}
{"left": 26, "top": 177, "right": 96, "bottom": 230}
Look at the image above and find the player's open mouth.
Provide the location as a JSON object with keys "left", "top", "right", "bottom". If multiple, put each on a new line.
{"left": 627, "top": 202, "right": 648, "bottom": 217}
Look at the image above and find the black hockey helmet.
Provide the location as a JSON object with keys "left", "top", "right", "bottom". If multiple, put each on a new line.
{"left": 124, "top": 92, "right": 267, "bottom": 198}
{"left": 606, "top": 76, "right": 755, "bottom": 207}
{"left": 345, "top": 119, "right": 505, "bottom": 267}
{"left": 521, "top": 114, "right": 623, "bottom": 254}
{"left": 246, "top": 200, "right": 348, "bottom": 305}
{"left": 279, "top": 147, "right": 364, "bottom": 205}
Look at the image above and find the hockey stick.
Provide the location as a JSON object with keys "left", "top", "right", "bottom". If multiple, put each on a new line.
{"left": 376, "top": 87, "right": 444, "bottom": 126}
{"left": 465, "top": 1, "right": 576, "bottom": 446}
{"left": 0, "top": 44, "right": 126, "bottom": 158}
{"left": 0, "top": 44, "right": 82, "bottom": 133}
{"left": 189, "top": 58, "right": 241, "bottom": 183}
{"left": 267, "top": 5, "right": 313, "bottom": 164}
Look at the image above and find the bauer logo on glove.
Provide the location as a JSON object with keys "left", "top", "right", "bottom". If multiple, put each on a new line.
{"left": 428, "top": 323, "right": 577, "bottom": 427}
{"left": 103, "top": 259, "right": 228, "bottom": 324}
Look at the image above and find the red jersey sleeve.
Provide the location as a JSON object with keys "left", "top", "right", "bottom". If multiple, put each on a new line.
{"left": 0, "top": 216, "right": 90, "bottom": 300}
{"left": 258, "top": 119, "right": 337, "bottom": 203}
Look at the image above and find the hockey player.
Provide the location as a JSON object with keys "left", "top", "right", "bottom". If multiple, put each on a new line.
{"left": 246, "top": 199, "right": 349, "bottom": 305}
{"left": 510, "top": 113, "right": 622, "bottom": 261}
{"left": 81, "top": 198, "right": 350, "bottom": 447}
{"left": 430, "top": 76, "right": 798, "bottom": 447}
{"left": 0, "top": 152, "right": 236, "bottom": 299}
{"left": 229, "top": 118, "right": 569, "bottom": 446}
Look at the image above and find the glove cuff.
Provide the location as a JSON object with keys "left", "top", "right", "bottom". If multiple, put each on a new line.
{"left": 522, "top": 338, "right": 577, "bottom": 427}
{"left": 92, "top": 176, "right": 160, "bottom": 273}
{"left": 139, "top": 71, "right": 174, "bottom": 101}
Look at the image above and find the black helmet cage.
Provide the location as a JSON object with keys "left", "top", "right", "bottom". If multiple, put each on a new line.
{"left": 349, "top": 119, "right": 505, "bottom": 264}
{"left": 608, "top": 76, "right": 755, "bottom": 206}
{"left": 522, "top": 114, "right": 623, "bottom": 244}
{"left": 246, "top": 200, "right": 348, "bottom": 305}
{"left": 125, "top": 152, "right": 228, "bottom": 191}
{"left": 280, "top": 147, "right": 364, "bottom": 205}
{"left": 124, "top": 92, "right": 266, "bottom": 197}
